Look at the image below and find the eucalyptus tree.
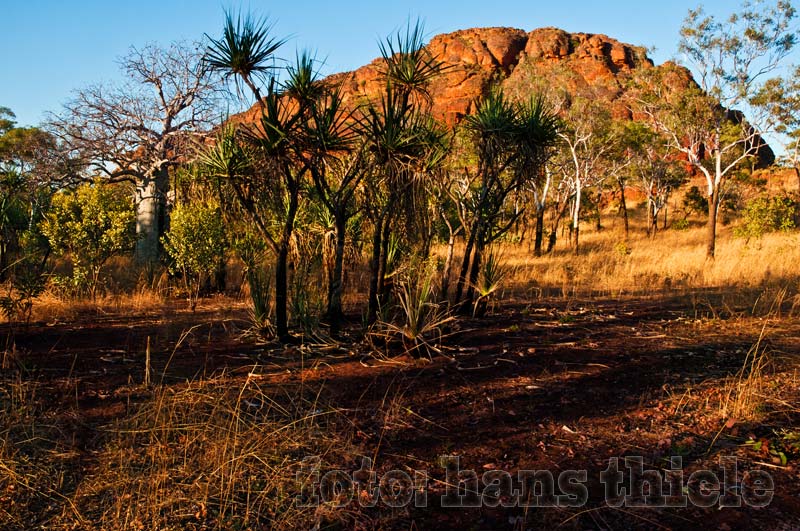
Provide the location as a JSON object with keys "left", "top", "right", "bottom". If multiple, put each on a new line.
{"left": 753, "top": 65, "right": 800, "bottom": 190}
{"left": 556, "top": 95, "right": 615, "bottom": 254}
{"left": 635, "top": 0, "right": 796, "bottom": 258}
{"left": 621, "top": 122, "right": 687, "bottom": 236}
{"left": 0, "top": 108, "right": 72, "bottom": 287}
{"left": 49, "top": 42, "right": 220, "bottom": 265}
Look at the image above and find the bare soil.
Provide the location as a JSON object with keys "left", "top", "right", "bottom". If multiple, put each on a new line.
{"left": 3, "top": 292, "right": 800, "bottom": 530}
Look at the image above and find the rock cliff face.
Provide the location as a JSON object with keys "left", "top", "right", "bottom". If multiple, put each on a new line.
{"left": 326, "top": 26, "right": 655, "bottom": 124}
{"left": 234, "top": 26, "right": 773, "bottom": 164}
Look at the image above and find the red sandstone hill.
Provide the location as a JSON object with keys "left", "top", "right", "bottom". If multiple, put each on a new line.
{"left": 234, "top": 27, "right": 658, "bottom": 124}
{"left": 333, "top": 26, "right": 660, "bottom": 123}
{"left": 233, "top": 26, "right": 773, "bottom": 164}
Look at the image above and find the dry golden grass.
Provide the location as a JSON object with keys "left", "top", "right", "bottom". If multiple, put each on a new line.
{"left": 719, "top": 329, "right": 772, "bottom": 421}
{"left": 23, "top": 289, "right": 167, "bottom": 323}
{"left": 0, "top": 373, "right": 360, "bottom": 530}
{"left": 500, "top": 222, "right": 800, "bottom": 301}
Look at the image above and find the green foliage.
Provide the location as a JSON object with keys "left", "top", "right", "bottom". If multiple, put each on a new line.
{"left": 41, "top": 182, "right": 136, "bottom": 298}
{"left": 204, "top": 10, "right": 286, "bottom": 96}
{"left": 473, "top": 250, "right": 510, "bottom": 317}
{"left": 734, "top": 194, "right": 798, "bottom": 240}
{"left": 231, "top": 229, "right": 273, "bottom": 335}
{"left": 162, "top": 201, "right": 227, "bottom": 309}
{"left": 374, "top": 262, "right": 454, "bottom": 358}
{"left": 614, "top": 241, "right": 632, "bottom": 256}
{"left": 682, "top": 186, "right": 709, "bottom": 216}
{"left": 672, "top": 218, "right": 691, "bottom": 231}
{"left": 0, "top": 230, "right": 48, "bottom": 324}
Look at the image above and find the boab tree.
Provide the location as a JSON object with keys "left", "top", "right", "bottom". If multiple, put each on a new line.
{"left": 49, "top": 42, "right": 220, "bottom": 265}
{"left": 634, "top": 0, "right": 796, "bottom": 258}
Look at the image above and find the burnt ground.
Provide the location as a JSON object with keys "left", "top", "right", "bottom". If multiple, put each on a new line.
{"left": 3, "top": 292, "right": 800, "bottom": 530}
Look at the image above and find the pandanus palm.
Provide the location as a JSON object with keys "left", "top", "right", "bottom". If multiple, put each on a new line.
{"left": 515, "top": 95, "right": 562, "bottom": 256}
{"left": 360, "top": 20, "right": 447, "bottom": 324}
{"left": 454, "top": 89, "right": 519, "bottom": 307}
{"left": 206, "top": 12, "right": 321, "bottom": 340}
{"left": 304, "top": 85, "right": 360, "bottom": 334}
{"left": 378, "top": 19, "right": 442, "bottom": 107}
{"left": 454, "top": 90, "right": 560, "bottom": 310}
{"left": 204, "top": 11, "right": 286, "bottom": 105}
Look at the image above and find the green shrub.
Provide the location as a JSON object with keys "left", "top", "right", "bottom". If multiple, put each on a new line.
{"left": 232, "top": 229, "right": 273, "bottom": 334}
{"left": 614, "top": 241, "right": 632, "bottom": 256}
{"left": 672, "top": 218, "right": 690, "bottom": 230}
{"left": 682, "top": 186, "right": 708, "bottom": 216}
{"left": 0, "top": 230, "right": 48, "bottom": 323}
{"left": 41, "top": 182, "right": 136, "bottom": 299}
{"left": 162, "top": 201, "right": 227, "bottom": 309}
{"left": 734, "top": 194, "right": 798, "bottom": 240}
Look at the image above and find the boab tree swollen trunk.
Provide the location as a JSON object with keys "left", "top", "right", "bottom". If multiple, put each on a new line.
{"left": 49, "top": 42, "right": 219, "bottom": 265}
{"left": 134, "top": 167, "right": 169, "bottom": 264}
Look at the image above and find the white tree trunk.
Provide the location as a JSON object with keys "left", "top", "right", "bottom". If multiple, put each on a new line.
{"left": 134, "top": 169, "right": 168, "bottom": 265}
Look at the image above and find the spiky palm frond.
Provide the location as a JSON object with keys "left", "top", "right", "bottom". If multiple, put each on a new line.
{"left": 517, "top": 95, "right": 561, "bottom": 149}
{"left": 284, "top": 50, "right": 324, "bottom": 106}
{"left": 464, "top": 89, "right": 520, "bottom": 179}
{"left": 464, "top": 89, "right": 519, "bottom": 139}
{"left": 195, "top": 124, "right": 251, "bottom": 180}
{"left": 360, "top": 85, "right": 417, "bottom": 169}
{"left": 242, "top": 79, "right": 295, "bottom": 159}
{"left": 374, "top": 264, "right": 455, "bottom": 358}
{"left": 204, "top": 10, "right": 286, "bottom": 100}
{"left": 306, "top": 84, "right": 357, "bottom": 158}
{"left": 378, "top": 19, "right": 444, "bottom": 105}
{"left": 415, "top": 116, "right": 451, "bottom": 173}
{"left": 515, "top": 94, "right": 562, "bottom": 173}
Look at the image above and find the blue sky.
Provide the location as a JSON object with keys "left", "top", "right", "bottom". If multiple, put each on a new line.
{"left": 0, "top": 0, "right": 788, "bottom": 127}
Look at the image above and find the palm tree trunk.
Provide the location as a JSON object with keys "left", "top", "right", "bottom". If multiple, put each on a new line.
{"left": 454, "top": 221, "right": 478, "bottom": 305}
{"left": 275, "top": 185, "right": 299, "bottom": 341}
{"left": 377, "top": 219, "right": 393, "bottom": 307}
{"left": 464, "top": 226, "right": 485, "bottom": 312}
{"left": 275, "top": 243, "right": 290, "bottom": 339}
{"left": 441, "top": 226, "right": 457, "bottom": 299}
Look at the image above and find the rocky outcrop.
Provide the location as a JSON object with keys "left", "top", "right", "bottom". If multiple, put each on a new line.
{"left": 235, "top": 26, "right": 773, "bottom": 164}
{"left": 322, "top": 27, "right": 654, "bottom": 125}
